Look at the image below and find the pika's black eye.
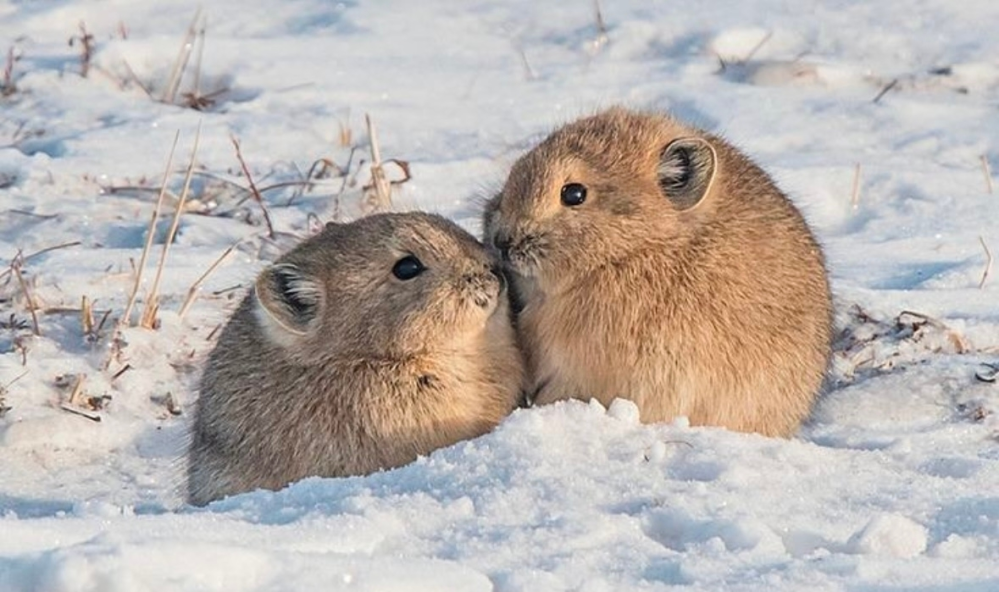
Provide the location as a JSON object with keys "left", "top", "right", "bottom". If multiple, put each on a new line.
{"left": 560, "top": 183, "right": 587, "bottom": 207}
{"left": 392, "top": 255, "right": 425, "bottom": 280}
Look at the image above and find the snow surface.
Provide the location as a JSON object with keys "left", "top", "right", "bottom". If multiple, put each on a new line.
{"left": 2, "top": 0, "right": 999, "bottom": 590}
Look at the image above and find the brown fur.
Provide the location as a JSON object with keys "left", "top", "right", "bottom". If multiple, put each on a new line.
{"left": 483, "top": 107, "right": 832, "bottom": 437}
{"left": 188, "top": 212, "right": 524, "bottom": 505}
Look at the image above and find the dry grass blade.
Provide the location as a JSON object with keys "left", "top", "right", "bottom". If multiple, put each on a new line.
{"left": 0, "top": 240, "right": 80, "bottom": 283}
{"left": 872, "top": 78, "right": 899, "bottom": 104}
{"left": 338, "top": 118, "right": 353, "bottom": 147}
{"left": 81, "top": 295, "right": 95, "bottom": 335}
{"left": 2, "top": 45, "right": 19, "bottom": 96}
{"left": 67, "top": 373, "right": 87, "bottom": 406}
{"left": 111, "top": 363, "right": 133, "bottom": 382}
{"left": 982, "top": 155, "right": 994, "bottom": 194}
{"left": 120, "top": 59, "right": 153, "bottom": 99}
{"left": 178, "top": 239, "right": 241, "bottom": 319}
{"left": 9, "top": 253, "right": 40, "bottom": 336}
{"left": 162, "top": 7, "right": 203, "bottom": 104}
{"left": 191, "top": 17, "right": 206, "bottom": 101}
{"left": 363, "top": 113, "right": 392, "bottom": 213}
{"left": 141, "top": 123, "right": 202, "bottom": 329}
{"left": 741, "top": 31, "right": 772, "bottom": 63}
{"left": 590, "top": 0, "right": 609, "bottom": 54}
{"left": 180, "top": 17, "right": 221, "bottom": 110}
{"left": 516, "top": 44, "right": 538, "bottom": 80}
{"left": 59, "top": 404, "right": 101, "bottom": 422}
{"left": 68, "top": 21, "right": 95, "bottom": 78}
{"left": 230, "top": 135, "right": 276, "bottom": 238}
{"left": 58, "top": 374, "right": 101, "bottom": 421}
{"left": 850, "top": 163, "right": 862, "bottom": 211}
{"left": 121, "top": 131, "right": 180, "bottom": 329}
{"left": 979, "top": 236, "right": 993, "bottom": 289}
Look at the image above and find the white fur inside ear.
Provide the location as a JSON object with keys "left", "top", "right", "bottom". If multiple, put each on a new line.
{"left": 658, "top": 137, "right": 718, "bottom": 211}
{"left": 253, "top": 264, "right": 318, "bottom": 349}
{"left": 272, "top": 264, "right": 322, "bottom": 307}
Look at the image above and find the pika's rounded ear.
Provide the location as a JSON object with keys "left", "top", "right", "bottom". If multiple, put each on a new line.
{"left": 657, "top": 137, "right": 717, "bottom": 211}
{"left": 253, "top": 263, "right": 323, "bottom": 342}
{"left": 480, "top": 195, "right": 501, "bottom": 236}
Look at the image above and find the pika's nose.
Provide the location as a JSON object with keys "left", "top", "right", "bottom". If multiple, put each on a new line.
{"left": 493, "top": 232, "right": 512, "bottom": 261}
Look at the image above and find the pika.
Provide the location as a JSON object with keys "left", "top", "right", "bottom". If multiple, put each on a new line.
{"left": 483, "top": 107, "right": 832, "bottom": 437}
{"left": 187, "top": 212, "right": 524, "bottom": 505}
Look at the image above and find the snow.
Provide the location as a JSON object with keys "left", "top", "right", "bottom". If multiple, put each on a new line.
{"left": 1, "top": 0, "right": 998, "bottom": 590}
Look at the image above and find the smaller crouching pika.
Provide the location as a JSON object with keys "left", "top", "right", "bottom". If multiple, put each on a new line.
{"left": 483, "top": 107, "right": 833, "bottom": 437}
{"left": 187, "top": 212, "right": 524, "bottom": 506}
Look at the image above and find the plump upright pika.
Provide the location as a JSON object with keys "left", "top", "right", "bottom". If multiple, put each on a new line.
{"left": 483, "top": 107, "right": 832, "bottom": 437}
{"left": 187, "top": 212, "right": 524, "bottom": 505}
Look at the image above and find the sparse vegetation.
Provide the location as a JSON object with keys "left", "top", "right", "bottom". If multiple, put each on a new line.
{"left": 68, "top": 22, "right": 96, "bottom": 78}
{"left": 831, "top": 306, "right": 974, "bottom": 384}
{"left": 1, "top": 46, "right": 20, "bottom": 97}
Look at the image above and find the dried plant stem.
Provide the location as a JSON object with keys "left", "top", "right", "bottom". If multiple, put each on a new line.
{"left": 741, "top": 31, "right": 773, "bottom": 63}
{"left": 72, "top": 22, "right": 95, "bottom": 78}
{"left": 162, "top": 7, "right": 202, "bottom": 104}
{"left": 872, "top": 79, "right": 899, "bottom": 104}
{"left": 590, "top": 0, "right": 608, "bottom": 53}
{"left": 81, "top": 295, "right": 95, "bottom": 335}
{"left": 10, "top": 254, "right": 40, "bottom": 336}
{"left": 121, "top": 131, "right": 180, "bottom": 329}
{"left": 0, "top": 240, "right": 80, "bottom": 283}
{"left": 141, "top": 123, "right": 202, "bottom": 329}
{"left": 230, "top": 135, "right": 276, "bottom": 238}
{"left": 120, "top": 59, "right": 153, "bottom": 99}
{"left": 191, "top": 17, "right": 206, "bottom": 99}
{"left": 365, "top": 113, "right": 392, "bottom": 212}
{"left": 517, "top": 44, "right": 538, "bottom": 80}
{"left": 850, "top": 163, "right": 862, "bottom": 211}
{"left": 979, "top": 236, "right": 993, "bottom": 289}
{"left": 59, "top": 404, "right": 100, "bottom": 421}
{"left": 982, "top": 155, "right": 994, "bottom": 195}
{"left": 2, "top": 46, "right": 17, "bottom": 96}
{"left": 178, "top": 239, "right": 240, "bottom": 319}
{"left": 67, "top": 374, "right": 87, "bottom": 406}
{"left": 338, "top": 117, "right": 352, "bottom": 147}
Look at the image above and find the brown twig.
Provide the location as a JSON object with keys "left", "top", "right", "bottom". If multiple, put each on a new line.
{"left": 111, "top": 364, "right": 133, "bottom": 382}
{"left": 121, "top": 131, "right": 180, "bottom": 328}
{"left": 2, "top": 46, "right": 19, "bottom": 97}
{"left": 68, "top": 22, "right": 95, "bottom": 78}
{"left": 178, "top": 239, "right": 241, "bottom": 319}
{"left": 230, "top": 135, "right": 276, "bottom": 238}
{"left": 10, "top": 253, "right": 40, "bottom": 336}
{"left": 4, "top": 209, "right": 58, "bottom": 220}
{"left": 872, "top": 78, "right": 899, "bottom": 104}
{"left": 980, "top": 236, "right": 993, "bottom": 289}
{"left": 141, "top": 123, "right": 202, "bottom": 328}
